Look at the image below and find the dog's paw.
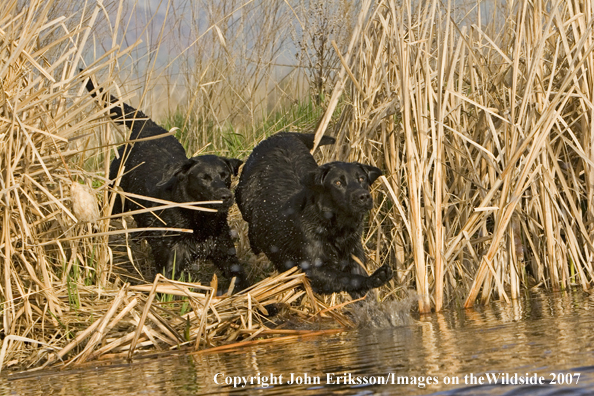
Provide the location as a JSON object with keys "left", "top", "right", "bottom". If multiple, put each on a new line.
{"left": 367, "top": 263, "right": 393, "bottom": 288}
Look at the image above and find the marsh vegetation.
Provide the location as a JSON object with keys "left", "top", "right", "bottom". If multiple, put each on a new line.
{"left": 1, "top": 0, "right": 594, "bottom": 370}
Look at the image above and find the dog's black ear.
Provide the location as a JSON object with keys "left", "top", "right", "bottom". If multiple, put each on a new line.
{"left": 156, "top": 159, "right": 196, "bottom": 188}
{"left": 173, "top": 158, "right": 198, "bottom": 180}
{"left": 304, "top": 163, "right": 333, "bottom": 190}
{"left": 357, "top": 163, "right": 382, "bottom": 184}
{"left": 222, "top": 157, "right": 243, "bottom": 176}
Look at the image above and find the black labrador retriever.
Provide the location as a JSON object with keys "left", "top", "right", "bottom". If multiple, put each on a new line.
{"left": 236, "top": 132, "right": 392, "bottom": 295}
{"left": 85, "top": 78, "right": 248, "bottom": 289}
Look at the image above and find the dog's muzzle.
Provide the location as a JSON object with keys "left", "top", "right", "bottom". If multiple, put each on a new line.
{"left": 217, "top": 190, "right": 234, "bottom": 209}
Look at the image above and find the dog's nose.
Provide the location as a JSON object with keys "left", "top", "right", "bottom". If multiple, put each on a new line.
{"left": 220, "top": 191, "right": 232, "bottom": 202}
{"left": 357, "top": 191, "right": 371, "bottom": 204}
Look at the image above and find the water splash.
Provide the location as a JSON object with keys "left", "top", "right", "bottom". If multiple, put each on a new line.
{"left": 349, "top": 291, "right": 417, "bottom": 329}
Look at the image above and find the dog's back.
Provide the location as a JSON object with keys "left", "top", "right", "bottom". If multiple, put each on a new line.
{"left": 236, "top": 132, "right": 335, "bottom": 223}
{"left": 85, "top": 79, "right": 178, "bottom": 142}
{"left": 85, "top": 79, "right": 187, "bottom": 212}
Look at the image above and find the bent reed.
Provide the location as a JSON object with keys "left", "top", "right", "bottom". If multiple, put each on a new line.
{"left": 1, "top": 0, "right": 593, "bottom": 370}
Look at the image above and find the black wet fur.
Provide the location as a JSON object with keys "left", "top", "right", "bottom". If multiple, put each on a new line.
{"left": 235, "top": 132, "right": 393, "bottom": 296}
{"left": 85, "top": 78, "right": 248, "bottom": 289}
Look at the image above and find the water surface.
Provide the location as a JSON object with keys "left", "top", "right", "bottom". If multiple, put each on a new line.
{"left": 3, "top": 290, "right": 594, "bottom": 395}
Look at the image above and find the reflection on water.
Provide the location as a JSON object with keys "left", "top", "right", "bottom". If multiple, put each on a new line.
{"left": 4, "top": 290, "right": 594, "bottom": 395}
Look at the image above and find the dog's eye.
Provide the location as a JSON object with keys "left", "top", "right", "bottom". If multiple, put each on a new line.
{"left": 202, "top": 174, "right": 212, "bottom": 181}
{"left": 220, "top": 172, "right": 228, "bottom": 179}
{"left": 358, "top": 176, "right": 365, "bottom": 183}
{"left": 334, "top": 180, "right": 342, "bottom": 187}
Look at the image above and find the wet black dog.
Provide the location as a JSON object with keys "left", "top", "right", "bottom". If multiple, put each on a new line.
{"left": 85, "top": 78, "right": 248, "bottom": 289}
{"left": 236, "top": 132, "right": 393, "bottom": 295}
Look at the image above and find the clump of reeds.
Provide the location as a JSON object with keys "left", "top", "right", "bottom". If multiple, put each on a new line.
{"left": 40, "top": 267, "right": 349, "bottom": 368}
{"left": 315, "top": 0, "right": 594, "bottom": 312}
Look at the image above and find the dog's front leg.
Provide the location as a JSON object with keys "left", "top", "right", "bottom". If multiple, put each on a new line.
{"left": 209, "top": 237, "right": 249, "bottom": 291}
{"left": 152, "top": 240, "right": 192, "bottom": 279}
{"left": 305, "top": 262, "right": 393, "bottom": 296}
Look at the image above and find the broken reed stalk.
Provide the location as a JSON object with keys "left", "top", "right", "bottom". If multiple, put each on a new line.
{"left": 37, "top": 268, "right": 342, "bottom": 369}
{"left": 316, "top": 0, "right": 594, "bottom": 311}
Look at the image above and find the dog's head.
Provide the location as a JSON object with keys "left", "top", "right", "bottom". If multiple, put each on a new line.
{"left": 305, "top": 161, "right": 382, "bottom": 216}
{"left": 160, "top": 155, "right": 242, "bottom": 210}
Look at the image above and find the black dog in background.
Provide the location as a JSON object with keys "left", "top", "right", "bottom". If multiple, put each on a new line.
{"left": 236, "top": 132, "right": 392, "bottom": 295}
{"left": 85, "top": 78, "right": 248, "bottom": 290}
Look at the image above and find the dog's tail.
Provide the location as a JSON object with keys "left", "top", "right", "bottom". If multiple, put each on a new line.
{"left": 280, "top": 132, "right": 336, "bottom": 149}
{"left": 85, "top": 77, "right": 154, "bottom": 140}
